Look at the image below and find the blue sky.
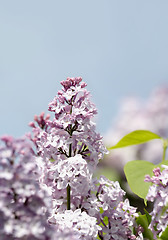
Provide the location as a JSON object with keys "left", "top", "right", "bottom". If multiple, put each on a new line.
{"left": 0, "top": 0, "right": 168, "bottom": 137}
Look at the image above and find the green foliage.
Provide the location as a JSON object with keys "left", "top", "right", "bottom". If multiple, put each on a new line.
{"left": 106, "top": 129, "right": 168, "bottom": 239}
{"left": 158, "top": 161, "right": 168, "bottom": 169}
{"left": 108, "top": 130, "right": 161, "bottom": 150}
{"left": 109, "top": 129, "right": 167, "bottom": 200}
{"left": 99, "top": 208, "right": 108, "bottom": 226}
{"left": 124, "top": 160, "right": 168, "bottom": 200}
{"left": 49, "top": 158, "right": 56, "bottom": 162}
{"left": 142, "top": 206, "right": 168, "bottom": 240}
{"left": 136, "top": 214, "right": 153, "bottom": 240}
{"left": 95, "top": 167, "right": 119, "bottom": 182}
{"left": 124, "top": 160, "right": 154, "bottom": 200}
{"left": 97, "top": 208, "right": 108, "bottom": 239}
{"left": 144, "top": 208, "right": 152, "bottom": 225}
{"left": 160, "top": 226, "right": 168, "bottom": 240}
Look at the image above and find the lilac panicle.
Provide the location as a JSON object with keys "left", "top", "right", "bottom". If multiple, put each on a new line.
{"left": 30, "top": 77, "right": 108, "bottom": 169}
{"left": 145, "top": 165, "right": 168, "bottom": 239}
{"left": 29, "top": 77, "right": 108, "bottom": 207}
{"left": 49, "top": 209, "right": 101, "bottom": 240}
{"left": 28, "top": 77, "right": 140, "bottom": 239}
{"left": 85, "top": 176, "right": 140, "bottom": 240}
{"left": 0, "top": 136, "right": 54, "bottom": 239}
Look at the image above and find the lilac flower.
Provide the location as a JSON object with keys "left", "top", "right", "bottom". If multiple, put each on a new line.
{"left": 145, "top": 165, "right": 168, "bottom": 239}
{"left": 29, "top": 77, "right": 108, "bottom": 212}
{"left": 49, "top": 209, "right": 101, "bottom": 240}
{"left": 54, "top": 231, "right": 80, "bottom": 240}
{"left": 0, "top": 136, "right": 54, "bottom": 239}
{"left": 28, "top": 77, "right": 140, "bottom": 239}
{"left": 80, "top": 176, "right": 139, "bottom": 240}
{"left": 30, "top": 77, "right": 108, "bottom": 171}
{"left": 53, "top": 154, "right": 92, "bottom": 195}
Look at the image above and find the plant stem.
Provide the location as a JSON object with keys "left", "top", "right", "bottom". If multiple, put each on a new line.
{"left": 162, "top": 139, "right": 168, "bottom": 163}
{"left": 67, "top": 142, "right": 72, "bottom": 210}
{"left": 69, "top": 143, "right": 72, "bottom": 157}
{"left": 67, "top": 184, "right": 71, "bottom": 210}
{"left": 98, "top": 232, "right": 104, "bottom": 240}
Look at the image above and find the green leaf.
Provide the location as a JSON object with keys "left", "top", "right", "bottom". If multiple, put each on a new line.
{"left": 108, "top": 130, "right": 161, "bottom": 150}
{"left": 157, "top": 160, "right": 168, "bottom": 169}
{"left": 124, "top": 160, "right": 168, "bottom": 201}
{"left": 136, "top": 214, "right": 153, "bottom": 240}
{"left": 94, "top": 167, "right": 119, "bottom": 182}
{"left": 99, "top": 208, "right": 109, "bottom": 226}
{"left": 49, "top": 158, "right": 56, "bottom": 162}
{"left": 144, "top": 209, "right": 152, "bottom": 225}
{"left": 124, "top": 160, "right": 154, "bottom": 199}
{"left": 160, "top": 225, "right": 168, "bottom": 240}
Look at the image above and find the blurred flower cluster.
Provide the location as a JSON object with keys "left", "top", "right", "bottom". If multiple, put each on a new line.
{"left": 104, "top": 87, "right": 168, "bottom": 173}
{"left": 0, "top": 136, "right": 54, "bottom": 240}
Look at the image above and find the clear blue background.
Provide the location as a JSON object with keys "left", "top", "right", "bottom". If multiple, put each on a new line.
{"left": 1, "top": 0, "right": 168, "bottom": 137}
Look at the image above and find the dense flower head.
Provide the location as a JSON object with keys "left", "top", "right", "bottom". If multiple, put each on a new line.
{"left": 30, "top": 77, "right": 108, "bottom": 171}
{"left": 29, "top": 77, "right": 108, "bottom": 211}
{"left": 28, "top": 77, "right": 141, "bottom": 239}
{"left": 60, "top": 77, "right": 85, "bottom": 90}
{"left": 36, "top": 154, "right": 93, "bottom": 212}
{"left": 48, "top": 77, "right": 96, "bottom": 121}
{"left": 53, "top": 230, "right": 80, "bottom": 240}
{"left": 145, "top": 165, "right": 168, "bottom": 239}
{"left": 0, "top": 136, "right": 54, "bottom": 239}
{"left": 49, "top": 209, "right": 101, "bottom": 240}
{"left": 52, "top": 154, "right": 92, "bottom": 195}
{"left": 79, "top": 176, "right": 140, "bottom": 240}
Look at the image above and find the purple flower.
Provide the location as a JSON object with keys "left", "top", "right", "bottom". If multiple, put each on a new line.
{"left": 29, "top": 77, "right": 108, "bottom": 214}
{"left": 80, "top": 176, "right": 139, "bottom": 240}
{"left": 145, "top": 165, "right": 168, "bottom": 239}
{"left": 28, "top": 77, "right": 140, "bottom": 239}
{"left": 0, "top": 136, "right": 55, "bottom": 239}
{"left": 49, "top": 209, "right": 101, "bottom": 240}
{"left": 30, "top": 77, "right": 108, "bottom": 171}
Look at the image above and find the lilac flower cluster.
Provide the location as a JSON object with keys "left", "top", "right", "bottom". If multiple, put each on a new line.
{"left": 87, "top": 176, "right": 140, "bottom": 240}
{"left": 29, "top": 77, "right": 107, "bottom": 203}
{"left": 145, "top": 165, "right": 168, "bottom": 239}
{"left": 0, "top": 136, "right": 54, "bottom": 239}
{"left": 48, "top": 175, "right": 140, "bottom": 239}
{"left": 30, "top": 77, "right": 106, "bottom": 169}
{"left": 49, "top": 209, "right": 101, "bottom": 239}
{"left": 29, "top": 77, "right": 141, "bottom": 239}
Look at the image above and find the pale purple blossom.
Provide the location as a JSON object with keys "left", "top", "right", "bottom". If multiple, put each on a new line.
{"left": 30, "top": 77, "right": 108, "bottom": 172}
{"left": 80, "top": 176, "right": 140, "bottom": 240}
{"left": 145, "top": 165, "right": 168, "bottom": 239}
{"left": 29, "top": 77, "right": 108, "bottom": 214}
{"left": 49, "top": 209, "right": 101, "bottom": 240}
{"left": 53, "top": 154, "right": 92, "bottom": 195}
{"left": 0, "top": 136, "right": 54, "bottom": 239}
{"left": 28, "top": 77, "right": 141, "bottom": 239}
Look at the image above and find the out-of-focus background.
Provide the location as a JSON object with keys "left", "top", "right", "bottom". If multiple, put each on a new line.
{"left": 1, "top": 0, "right": 168, "bottom": 138}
